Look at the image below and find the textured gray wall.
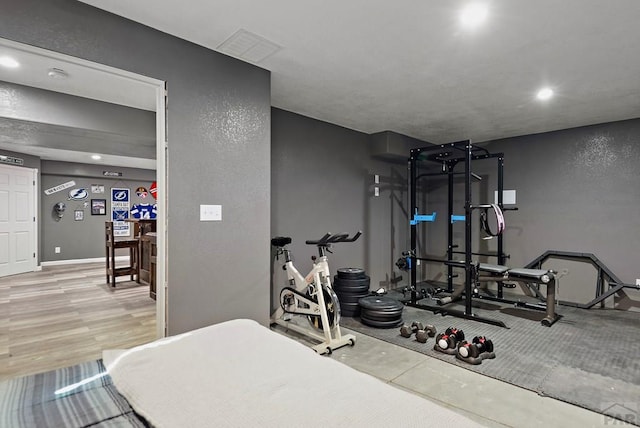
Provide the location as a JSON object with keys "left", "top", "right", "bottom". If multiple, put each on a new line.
{"left": 415, "top": 120, "right": 640, "bottom": 309}
{"left": 271, "top": 108, "right": 413, "bottom": 310}
{"left": 1, "top": 0, "right": 271, "bottom": 333}
{"left": 273, "top": 111, "right": 640, "bottom": 311}
{"left": 0, "top": 148, "right": 40, "bottom": 170}
{"left": 484, "top": 119, "right": 640, "bottom": 309}
{"left": 0, "top": 81, "right": 155, "bottom": 138}
{"left": 40, "top": 161, "right": 155, "bottom": 261}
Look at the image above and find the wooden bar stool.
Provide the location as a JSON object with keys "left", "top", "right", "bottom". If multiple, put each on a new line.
{"left": 105, "top": 221, "right": 140, "bottom": 287}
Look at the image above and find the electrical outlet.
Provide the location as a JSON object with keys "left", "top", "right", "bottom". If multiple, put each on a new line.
{"left": 200, "top": 204, "right": 222, "bottom": 221}
{"left": 636, "top": 279, "right": 640, "bottom": 286}
{"left": 55, "top": 247, "right": 61, "bottom": 254}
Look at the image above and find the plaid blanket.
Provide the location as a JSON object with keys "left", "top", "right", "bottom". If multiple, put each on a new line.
{"left": 0, "top": 360, "right": 149, "bottom": 428}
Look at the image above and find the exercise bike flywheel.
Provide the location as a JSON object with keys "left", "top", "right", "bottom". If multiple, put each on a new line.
{"left": 306, "top": 287, "right": 341, "bottom": 331}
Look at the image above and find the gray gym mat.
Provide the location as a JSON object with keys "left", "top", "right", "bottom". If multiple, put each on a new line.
{"left": 341, "top": 293, "right": 640, "bottom": 426}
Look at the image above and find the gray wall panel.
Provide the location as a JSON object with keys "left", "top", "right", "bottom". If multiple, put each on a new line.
{"left": 485, "top": 119, "right": 640, "bottom": 308}
{"left": 271, "top": 109, "right": 413, "bottom": 311}
{"left": 0, "top": 81, "right": 155, "bottom": 138}
{"left": 1, "top": 0, "right": 271, "bottom": 333}
{"left": 40, "top": 161, "right": 155, "bottom": 261}
{"left": 0, "top": 148, "right": 40, "bottom": 170}
{"left": 412, "top": 120, "right": 640, "bottom": 309}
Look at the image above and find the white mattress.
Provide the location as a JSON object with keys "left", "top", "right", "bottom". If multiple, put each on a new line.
{"left": 104, "top": 319, "right": 483, "bottom": 427}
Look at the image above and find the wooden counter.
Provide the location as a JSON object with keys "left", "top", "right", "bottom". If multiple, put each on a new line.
{"left": 140, "top": 232, "right": 157, "bottom": 300}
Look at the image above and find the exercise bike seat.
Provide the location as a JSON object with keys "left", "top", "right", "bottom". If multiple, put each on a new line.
{"left": 271, "top": 236, "right": 292, "bottom": 247}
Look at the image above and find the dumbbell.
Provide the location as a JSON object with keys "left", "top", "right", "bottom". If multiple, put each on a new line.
{"left": 457, "top": 336, "right": 494, "bottom": 359}
{"left": 435, "top": 327, "right": 465, "bottom": 351}
{"left": 415, "top": 325, "right": 437, "bottom": 343}
{"left": 399, "top": 321, "right": 424, "bottom": 338}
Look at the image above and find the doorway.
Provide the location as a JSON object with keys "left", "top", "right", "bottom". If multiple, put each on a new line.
{"left": 0, "top": 38, "right": 167, "bottom": 338}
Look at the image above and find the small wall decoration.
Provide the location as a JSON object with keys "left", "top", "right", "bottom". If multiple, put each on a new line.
{"left": 91, "top": 184, "right": 105, "bottom": 194}
{"left": 111, "top": 188, "right": 131, "bottom": 236}
{"left": 0, "top": 154, "right": 24, "bottom": 165}
{"left": 91, "top": 199, "right": 107, "bottom": 215}
{"left": 68, "top": 188, "right": 88, "bottom": 200}
{"left": 136, "top": 186, "right": 148, "bottom": 198}
{"left": 130, "top": 203, "right": 157, "bottom": 219}
{"left": 53, "top": 202, "right": 66, "bottom": 221}
{"left": 74, "top": 210, "right": 84, "bottom": 221}
{"left": 149, "top": 181, "right": 157, "bottom": 199}
{"left": 44, "top": 180, "right": 76, "bottom": 196}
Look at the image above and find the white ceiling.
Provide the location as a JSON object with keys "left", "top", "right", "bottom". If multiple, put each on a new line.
{"left": 0, "top": 38, "right": 157, "bottom": 169}
{"left": 77, "top": 0, "right": 640, "bottom": 144}
{"left": 0, "top": 38, "right": 156, "bottom": 111}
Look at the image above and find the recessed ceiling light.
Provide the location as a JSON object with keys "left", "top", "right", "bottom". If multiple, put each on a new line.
{"left": 460, "top": 3, "right": 489, "bottom": 28}
{"left": 91, "top": 154, "right": 102, "bottom": 160}
{"left": 0, "top": 56, "right": 20, "bottom": 68}
{"left": 536, "top": 87, "right": 554, "bottom": 101}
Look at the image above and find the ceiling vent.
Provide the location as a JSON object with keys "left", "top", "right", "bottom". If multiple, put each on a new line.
{"left": 217, "top": 29, "right": 281, "bottom": 64}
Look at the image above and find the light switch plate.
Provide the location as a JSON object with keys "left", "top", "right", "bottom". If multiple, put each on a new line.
{"left": 200, "top": 204, "right": 222, "bottom": 221}
{"left": 495, "top": 190, "right": 516, "bottom": 205}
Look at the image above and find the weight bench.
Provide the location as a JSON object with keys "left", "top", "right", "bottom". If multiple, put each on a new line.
{"left": 440, "top": 261, "right": 560, "bottom": 327}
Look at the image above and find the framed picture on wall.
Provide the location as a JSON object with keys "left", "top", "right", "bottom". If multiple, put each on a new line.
{"left": 91, "top": 199, "right": 107, "bottom": 215}
{"left": 74, "top": 210, "right": 84, "bottom": 221}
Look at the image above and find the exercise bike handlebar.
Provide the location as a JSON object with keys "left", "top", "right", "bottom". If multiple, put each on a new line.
{"left": 305, "top": 230, "right": 362, "bottom": 246}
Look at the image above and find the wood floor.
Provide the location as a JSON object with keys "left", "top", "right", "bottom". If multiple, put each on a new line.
{"left": 0, "top": 263, "right": 156, "bottom": 381}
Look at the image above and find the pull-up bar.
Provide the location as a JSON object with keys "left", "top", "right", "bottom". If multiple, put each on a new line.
{"left": 405, "top": 140, "right": 510, "bottom": 327}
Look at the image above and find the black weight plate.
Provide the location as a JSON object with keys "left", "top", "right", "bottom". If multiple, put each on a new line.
{"left": 358, "top": 296, "right": 404, "bottom": 311}
{"left": 359, "top": 311, "right": 403, "bottom": 323}
{"left": 335, "top": 287, "right": 370, "bottom": 296}
{"left": 340, "top": 302, "right": 358, "bottom": 309}
{"left": 336, "top": 267, "right": 366, "bottom": 280}
{"left": 339, "top": 301, "right": 360, "bottom": 310}
{"left": 359, "top": 306, "right": 404, "bottom": 316}
{"left": 336, "top": 293, "right": 366, "bottom": 304}
{"left": 359, "top": 305, "right": 403, "bottom": 317}
{"left": 333, "top": 275, "right": 370, "bottom": 288}
{"left": 360, "top": 304, "right": 404, "bottom": 314}
{"left": 334, "top": 275, "right": 370, "bottom": 285}
{"left": 341, "top": 306, "right": 360, "bottom": 317}
{"left": 335, "top": 288, "right": 370, "bottom": 297}
{"left": 360, "top": 315, "right": 404, "bottom": 329}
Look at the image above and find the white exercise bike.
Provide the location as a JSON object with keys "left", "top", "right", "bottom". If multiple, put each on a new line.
{"left": 271, "top": 231, "right": 361, "bottom": 355}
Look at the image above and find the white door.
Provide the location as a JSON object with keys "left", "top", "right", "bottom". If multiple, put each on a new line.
{"left": 0, "top": 164, "right": 37, "bottom": 277}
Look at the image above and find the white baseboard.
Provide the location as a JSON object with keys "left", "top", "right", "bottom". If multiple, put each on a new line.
{"left": 41, "top": 256, "right": 130, "bottom": 267}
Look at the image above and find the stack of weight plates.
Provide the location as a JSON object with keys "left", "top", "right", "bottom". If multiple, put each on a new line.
{"left": 357, "top": 296, "right": 404, "bottom": 328}
{"left": 333, "top": 268, "right": 370, "bottom": 318}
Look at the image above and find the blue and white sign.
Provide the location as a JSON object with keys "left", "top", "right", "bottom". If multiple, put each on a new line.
{"left": 112, "top": 189, "right": 129, "bottom": 202}
{"left": 112, "top": 210, "right": 129, "bottom": 221}
{"left": 111, "top": 188, "right": 131, "bottom": 236}
{"left": 68, "top": 188, "right": 88, "bottom": 200}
